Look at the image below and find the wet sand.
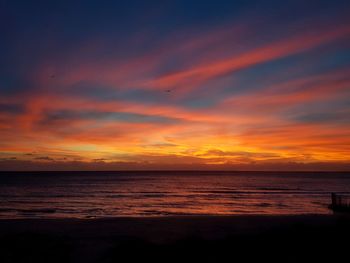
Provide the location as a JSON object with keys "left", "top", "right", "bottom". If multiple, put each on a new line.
{"left": 1, "top": 215, "right": 350, "bottom": 262}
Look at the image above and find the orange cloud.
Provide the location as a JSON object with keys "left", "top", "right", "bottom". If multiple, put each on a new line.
{"left": 143, "top": 25, "right": 350, "bottom": 92}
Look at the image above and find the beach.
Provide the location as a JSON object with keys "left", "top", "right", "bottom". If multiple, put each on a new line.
{"left": 1, "top": 214, "right": 350, "bottom": 262}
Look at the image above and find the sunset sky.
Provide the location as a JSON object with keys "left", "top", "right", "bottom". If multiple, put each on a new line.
{"left": 0, "top": 0, "right": 349, "bottom": 170}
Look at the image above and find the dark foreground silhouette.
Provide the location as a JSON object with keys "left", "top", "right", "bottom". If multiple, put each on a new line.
{"left": 1, "top": 215, "right": 349, "bottom": 263}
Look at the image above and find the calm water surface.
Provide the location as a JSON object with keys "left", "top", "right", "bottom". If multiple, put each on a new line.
{"left": 0, "top": 171, "right": 349, "bottom": 218}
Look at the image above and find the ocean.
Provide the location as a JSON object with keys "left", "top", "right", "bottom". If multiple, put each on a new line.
{"left": 0, "top": 171, "right": 349, "bottom": 219}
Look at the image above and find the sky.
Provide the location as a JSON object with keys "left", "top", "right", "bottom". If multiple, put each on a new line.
{"left": 0, "top": 0, "right": 350, "bottom": 171}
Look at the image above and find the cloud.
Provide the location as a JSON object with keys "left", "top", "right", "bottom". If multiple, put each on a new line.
{"left": 0, "top": 1, "right": 349, "bottom": 170}
{"left": 292, "top": 111, "right": 350, "bottom": 125}
{"left": 142, "top": 25, "right": 350, "bottom": 92}
{"left": 0, "top": 159, "right": 349, "bottom": 171}
{"left": 40, "top": 109, "right": 183, "bottom": 125}
{"left": 0, "top": 103, "right": 24, "bottom": 114}
{"left": 200, "top": 149, "right": 280, "bottom": 159}
{"left": 34, "top": 156, "right": 55, "bottom": 161}
{"left": 92, "top": 158, "right": 108, "bottom": 162}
